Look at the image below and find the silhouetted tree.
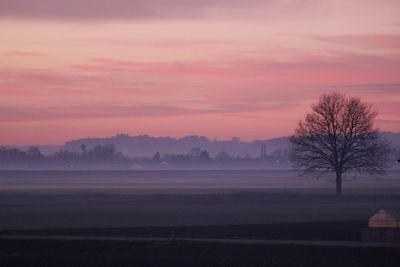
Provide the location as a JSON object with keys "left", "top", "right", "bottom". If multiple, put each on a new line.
{"left": 290, "top": 92, "right": 391, "bottom": 196}
{"left": 0, "top": 147, "right": 27, "bottom": 162}
{"left": 26, "top": 146, "right": 43, "bottom": 160}
{"left": 189, "top": 147, "right": 201, "bottom": 158}
{"left": 26, "top": 146, "right": 44, "bottom": 162}
{"left": 215, "top": 151, "right": 231, "bottom": 160}
{"left": 199, "top": 150, "right": 210, "bottom": 160}
{"left": 164, "top": 153, "right": 189, "bottom": 162}
{"left": 152, "top": 152, "right": 161, "bottom": 161}
{"left": 50, "top": 149, "right": 79, "bottom": 164}
{"left": 86, "top": 144, "right": 117, "bottom": 161}
{"left": 80, "top": 143, "right": 87, "bottom": 155}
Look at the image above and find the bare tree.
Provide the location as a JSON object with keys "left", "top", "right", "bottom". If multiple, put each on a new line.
{"left": 290, "top": 92, "right": 391, "bottom": 196}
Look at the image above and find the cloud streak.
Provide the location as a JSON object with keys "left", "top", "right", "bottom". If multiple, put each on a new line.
{"left": 1, "top": 0, "right": 400, "bottom": 144}
{"left": 0, "top": 0, "right": 265, "bottom": 20}
{"left": 314, "top": 34, "right": 400, "bottom": 50}
{"left": 2, "top": 49, "right": 400, "bottom": 107}
{"left": 3, "top": 50, "right": 43, "bottom": 57}
{"left": 319, "top": 83, "right": 400, "bottom": 93}
{"left": 0, "top": 105, "right": 215, "bottom": 121}
{"left": 0, "top": 100, "right": 299, "bottom": 122}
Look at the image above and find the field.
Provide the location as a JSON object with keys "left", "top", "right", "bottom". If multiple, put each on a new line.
{"left": 1, "top": 238, "right": 400, "bottom": 267}
{"left": 1, "top": 170, "right": 400, "bottom": 266}
{"left": 1, "top": 170, "right": 400, "bottom": 230}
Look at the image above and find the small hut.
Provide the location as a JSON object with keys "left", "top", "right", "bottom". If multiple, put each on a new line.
{"left": 368, "top": 209, "right": 400, "bottom": 228}
{"left": 362, "top": 209, "right": 400, "bottom": 242}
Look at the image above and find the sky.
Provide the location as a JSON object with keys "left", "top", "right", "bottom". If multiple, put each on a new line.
{"left": 1, "top": 0, "right": 400, "bottom": 145}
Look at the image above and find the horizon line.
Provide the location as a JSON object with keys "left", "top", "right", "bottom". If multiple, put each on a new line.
{"left": 2, "top": 130, "right": 399, "bottom": 148}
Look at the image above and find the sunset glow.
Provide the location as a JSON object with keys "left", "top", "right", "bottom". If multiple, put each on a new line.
{"left": 1, "top": 0, "right": 399, "bottom": 145}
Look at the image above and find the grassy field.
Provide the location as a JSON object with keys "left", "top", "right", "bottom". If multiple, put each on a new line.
{"left": 1, "top": 170, "right": 400, "bottom": 266}
{"left": 1, "top": 169, "right": 400, "bottom": 230}
{"left": 1, "top": 238, "right": 400, "bottom": 267}
{"left": 0, "top": 221, "right": 366, "bottom": 241}
{"left": 1, "top": 192, "right": 400, "bottom": 230}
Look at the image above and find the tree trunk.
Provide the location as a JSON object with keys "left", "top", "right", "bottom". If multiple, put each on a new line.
{"left": 336, "top": 171, "right": 342, "bottom": 196}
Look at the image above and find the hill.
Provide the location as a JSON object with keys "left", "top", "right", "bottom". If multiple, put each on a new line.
{"left": 63, "top": 134, "right": 290, "bottom": 158}
{"left": 60, "top": 131, "right": 400, "bottom": 159}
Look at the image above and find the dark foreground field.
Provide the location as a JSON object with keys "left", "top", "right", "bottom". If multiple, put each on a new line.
{"left": 1, "top": 222, "right": 400, "bottom": 267}
{"left": 0, "top": 221, "right": 366, "bottom": 241}
{"left": 1, "top": 238, "right": 400, "bottom": 267}
{"left": 1, "top": 170, "right": 400, "bottom": 266}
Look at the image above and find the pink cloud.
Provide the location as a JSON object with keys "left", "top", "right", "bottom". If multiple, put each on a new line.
{"left": 0, "top": 0, "right": 265, "bottom": 20}
{"left": 314, "top": 34, "right": 400, "bottom": 50}
{"left": 73, "top": 50, "right": 400, "bottom": 86}
{"left": 1, "top": 49, "right": 400, "bottom": 145}
{"left": 0, "top": 67, "right": 102, "bottom": 97}
{"left": 0, "top": 105, "right": 217, "bottom": 122}
{"left": 3, "top": 50, "right": 43, "bottom": 57}
{"left": 4, "top": 50, "right": 400, "bottom": 107}
{"left": 1, "top": 0, "right": 400, "bottom": 145}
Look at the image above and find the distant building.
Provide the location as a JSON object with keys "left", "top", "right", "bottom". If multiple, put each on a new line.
{"left": 362, "top": 209, "right": 400, "bottom": 242}
{"left": 260, "top": 144, "right": 267, "bottom": 159}
{"left": 231, "top": 137, "right": 241, "bottom": 143}
{"left": 130, "top": 164, "right": 144, "bottom": 170}
{"left": 369, "top": 209, "right": 400, "bottom": 228}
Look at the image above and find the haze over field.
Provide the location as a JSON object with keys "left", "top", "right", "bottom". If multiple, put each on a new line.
{"left": 1, "top": 170, "right": 400, "bottom": 231}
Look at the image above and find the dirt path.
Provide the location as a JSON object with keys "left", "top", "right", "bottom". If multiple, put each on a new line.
{"left": 1, "top": 235, "right": 400, "bottom": 248}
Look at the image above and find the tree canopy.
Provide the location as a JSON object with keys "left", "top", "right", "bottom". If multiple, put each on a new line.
{"left": 290, "top": 92, "right": 391, "bottom": 195}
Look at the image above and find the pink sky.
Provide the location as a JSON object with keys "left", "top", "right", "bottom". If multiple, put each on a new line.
{"left": 1, "top": 0, "right": 400, "bottom": 145}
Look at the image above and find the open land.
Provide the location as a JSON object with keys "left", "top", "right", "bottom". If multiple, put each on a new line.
{"left": 1, "top": 170, "right": 400, "bottom": 266}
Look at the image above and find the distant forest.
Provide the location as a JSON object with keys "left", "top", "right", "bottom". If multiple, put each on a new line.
{"left": 0, "top": 144, "right": 292, "bottom": 170}
{"left": 1, "top": 132, "right": 399, "bottom": 170}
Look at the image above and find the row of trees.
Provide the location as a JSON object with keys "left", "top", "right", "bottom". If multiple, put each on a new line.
{"left": 0, "top": 146, "right": 44, "bottom": 162}
{"left": 0, "top": 144, "right": 291, "bottom": 168}
{"left": 156, "top": 147, "right": 211, "bottom": 162}
{"left": 0, "top": 144, "right": 129, "bottom": 167}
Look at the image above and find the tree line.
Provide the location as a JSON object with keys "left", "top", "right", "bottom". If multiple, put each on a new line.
{"left": 0, "top": 144, "right": 129, "bottom": 168}
{"left": 0, "top": 143, "right": 294, "bottom": 169}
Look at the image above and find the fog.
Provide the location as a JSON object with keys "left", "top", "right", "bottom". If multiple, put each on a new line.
{"left": 1, "top": 170, "right": 400, "bottom": 193}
